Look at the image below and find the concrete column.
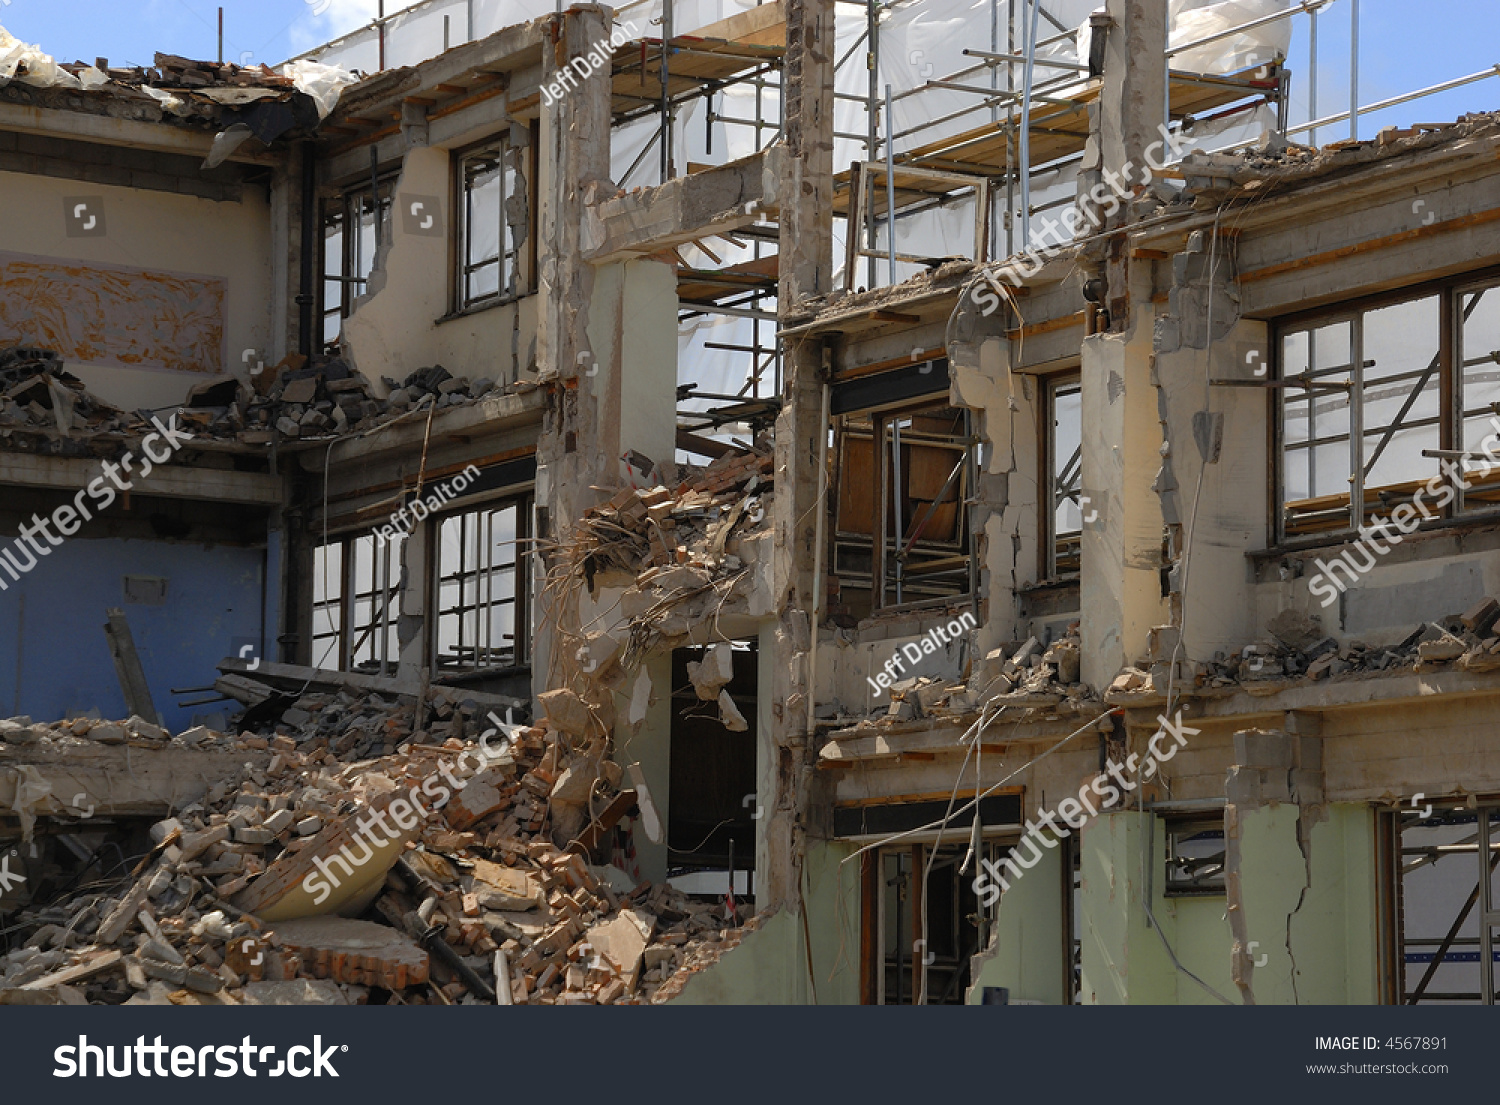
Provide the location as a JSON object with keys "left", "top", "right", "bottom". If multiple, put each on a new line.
{"left": 765, "top": 0, "right": 836, "bottom": 909}
{"left": 1081, "top": 0, "right": 1168, "bottom": 329}
{"left": 1079, "top": 291, "right": 1166, "bottom": 687}
{"left": 533, "top": 4, "right": 613, "bottom": 697}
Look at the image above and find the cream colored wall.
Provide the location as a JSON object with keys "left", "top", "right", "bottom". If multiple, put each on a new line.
{"left": 0, "top": 168, "right": 274, "bottom": 411}
{"left": 340, "top": 145, "right": 537, "bottom": 387}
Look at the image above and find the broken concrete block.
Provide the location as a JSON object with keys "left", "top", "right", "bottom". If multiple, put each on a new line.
{"left": 687, "top": 643, "right": 736, "bottom": 701}
{"left": 149, "top": 818, "right": 183, "bottom": 845}
{"left": 1418, "top": 632, "right": 1467, "bottom": 662}
{"left": 470, "top": 860, "right": 543, "bottom": 911}
{"left": 447, "top": 765, "right": 515, "bottom": 830}
{"left": 124, "top": 715, "right": 168, "bottom": 741}
{"left": 586, "top": 908, "right": 654, "bottom": 990}
{"left": 262, "top": 809, "right": 294, "bottom": 835}
{"left": 269, "top": 916, "right": 428, "bottom": 990}
{"left": 537, "top": 689, "right": 592, "bottom": 736}
{"left": 233, "top": 825, "right": 275, "bottom": 845}
{"left": 1461, "top": 597, "right": 1500, "bottom": 636}
{"left": 717, "top": 689, "right": 748, "bottom": 732}
{"left": 179, "top": 824, "right": 230, "bottom": 862}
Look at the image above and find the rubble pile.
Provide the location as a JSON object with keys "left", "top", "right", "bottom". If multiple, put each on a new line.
{"left": 1178, "top": 111, "right": 1500, "bottom": 209}
{"left": 0, "top": 345, "right": 519, "bottom": 450}
{"left": 566, "top": 448, "right": 774, "bottom": 663}
{"left": 0, "top": 678, "right": 750, "bottom": 1006}
{"left": 1108, "top": 598, "right": 1500, "bottom": 700}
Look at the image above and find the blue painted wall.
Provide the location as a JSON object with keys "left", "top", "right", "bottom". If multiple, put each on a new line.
{"left": 0, "top": 535, "right": 269, "bottom": 732}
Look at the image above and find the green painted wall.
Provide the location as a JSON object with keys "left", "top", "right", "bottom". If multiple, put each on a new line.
{"left": 967, "top": 836, "right": 1067, "bottom": 1004}
{"left": 1076, "top": 804, "right": 1378, "bottom": 1005}
{"left": 670, "top": 840, "right": 861, "bottom": 1004}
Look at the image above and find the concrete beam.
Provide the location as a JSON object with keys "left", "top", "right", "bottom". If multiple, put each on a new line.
{"left": 583, "top": 147, "right": 784, "bottom": 264}
{"left": 0, "top": 102, "right": 282, "bottom": 167}
{"left": 0, "top": 743, "right": 269, "bottom": 825}
{"left": 299, "top": 387, "right": 546, "bottom": 475}
{"left": 0, "top": 454, "right": 284, "bottom": 506}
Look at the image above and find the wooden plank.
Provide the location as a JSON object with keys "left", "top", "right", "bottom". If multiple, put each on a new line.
{"left": 103, "top": 608, "right": 160, "bottom": 727}
{"left": 20, "top": 949, "right": 122, "bottom": 990}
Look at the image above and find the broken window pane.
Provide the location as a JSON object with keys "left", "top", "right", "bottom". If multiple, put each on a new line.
{"left": 349, "top": 533, "right": 403, "bottom": 677}
{"left": 311, "top": 541, "right": 344, "bottom": 669}
{"left": 831, "top": 382, "right": 974, "bottom": 615}
{"left": 1164, "top": 819, "right": 1226, "bottom": 896}
{"left": 1282, "top": 320, "right": 1354, "bottom": 531}
{"left": 1280, "top": 293, "right": 1458, "bottom": 538}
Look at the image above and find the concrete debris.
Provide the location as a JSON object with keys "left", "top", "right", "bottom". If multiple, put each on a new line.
{"left": 0, "top": 661, "right": 748, "bottom": 1005}
{"left": 0, "top": 346, "right": 514, "bottom": 456}
{"left": 687, "top": 643, "right": 736, "bottom": 701}
{"left": 717, "top": 690, "right": 748, "bottom": 732}
{"left": 1106, "top": 603, "right": 1500, "bottom": 703}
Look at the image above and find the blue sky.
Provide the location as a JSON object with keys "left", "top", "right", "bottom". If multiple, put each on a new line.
{"left": 2, "top": 0, "right": 1497, "bottom": 138}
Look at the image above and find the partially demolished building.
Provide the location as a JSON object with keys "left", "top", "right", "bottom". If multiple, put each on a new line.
{"left": 3, "top": 0, "right": 1500, "bottom": 1007}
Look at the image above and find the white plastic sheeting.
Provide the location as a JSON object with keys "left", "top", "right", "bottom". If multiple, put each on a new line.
{"left": 282, "top": 58, "right": 362, "bottom": 119}
{"left": 1169, "top": 0, "right": 1290, "bottom": 75}
{"left": 0, "top": 25, "right": 81, "bottom": 89}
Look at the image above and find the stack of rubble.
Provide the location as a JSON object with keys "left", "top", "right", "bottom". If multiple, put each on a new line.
{"left": 0, "top": 345, "right": 517, "bottom": 449}
{"left": 0, "top": 673, "right": 749, "bottom": 1006}
{"left": 1178, "top": 111, "right": 1500, "bottom": 210}
{"left": 1109, "top": 598, "right": 1500, "bottom": 700}
{"left": 0, "top": 348, "right": 139, "bottom": 437}
{"left": 566, "top": 448, "right": 773, "bottom": 665}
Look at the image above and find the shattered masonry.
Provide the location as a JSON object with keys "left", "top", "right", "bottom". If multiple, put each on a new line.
{"left": 5, "top": 0, "right": 1500, "bottom": 1007}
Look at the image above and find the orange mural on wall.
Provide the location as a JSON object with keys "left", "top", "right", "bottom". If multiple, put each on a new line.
{"left": 0, "top": 252, "right": 226, "bottom": 374}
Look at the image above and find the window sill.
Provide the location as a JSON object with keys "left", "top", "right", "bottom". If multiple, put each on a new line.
{"left": 435, "top": 291, "right": 531, "bottom": 325}
{"left": 853, "top": 595, "right": 976, "bottom": 645}
{"left": 1251, "top": 508, "right": 1500, "bottom": 565}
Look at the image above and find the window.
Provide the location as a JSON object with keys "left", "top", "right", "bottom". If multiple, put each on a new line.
{"left": 320, "top": 174, "right": 396, "bottom": 353}
{"left": 1164, "top": 817, "right": 1226, "bottom": 896}
{"left": 1393, "top": 802, "right": 1500, "bottom": 1004}
{"left": 833, "top": 391, "right": 975, "bottom": 615}
{"left": 455, "top": 137, "right": 523, "bottom": 310}
{"left": 433, "top": 496, "right": 531, "bottom": 671}
{"left": 1276, "top": 276, "right": 1500, "bottom": 539}
{"left": 311, "top": 531, "right": 404, "bottom": 676}
{"left": 1045, "top": 375, "right": 1082, "bottom": 578}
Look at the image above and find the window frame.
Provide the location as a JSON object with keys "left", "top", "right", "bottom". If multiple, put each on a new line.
{"left": 428, "top": 490, "right": 534, "bottom": 673}
{"left": 318, "top": 171, "right": 398, "bottom": 355}
{"left": 451, "top": 133, "right": 531, "bottom": 314}
{"left": 310, "top": 528, "right": 405, "bottom": 677}
{"left": 1271, "top": 269, "right": 1500, "bottom": 546}
{"left": 831, "top": 388, "right": 977, "bottom": 614}
{"left": 1042, "top": 371, "right": 1083, "bottom": 581}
